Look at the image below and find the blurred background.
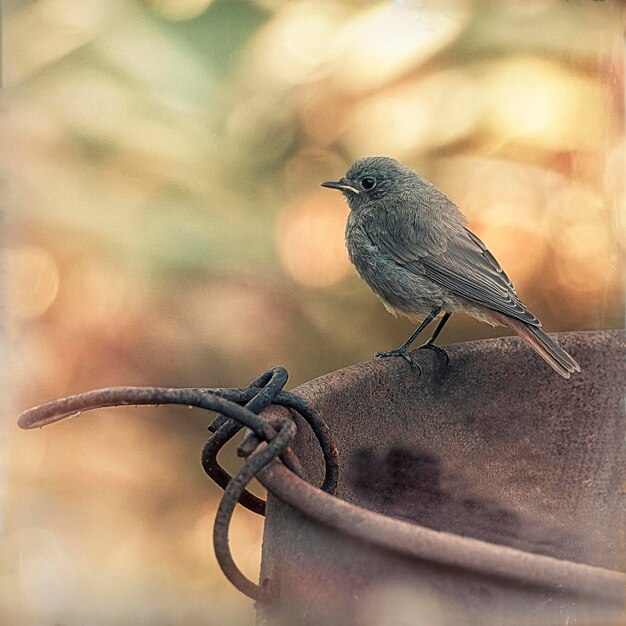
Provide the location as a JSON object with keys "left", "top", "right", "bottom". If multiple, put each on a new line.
{"left": 1, "top": 0, "right": 624, "bottom": 624}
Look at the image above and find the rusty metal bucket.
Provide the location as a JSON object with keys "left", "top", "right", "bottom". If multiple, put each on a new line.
{"left": 257, "top": 330, "right": 625, "bottom": 625}
{"left": 17, "top": 330, "right": 626, "bottom": 624}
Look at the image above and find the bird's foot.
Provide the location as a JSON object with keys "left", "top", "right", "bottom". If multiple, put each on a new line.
{"left": 417, "top": 342, "right": 449, "bottom": 365}
{"left": 375, "top": 349, "right": 422, "bottom": 375}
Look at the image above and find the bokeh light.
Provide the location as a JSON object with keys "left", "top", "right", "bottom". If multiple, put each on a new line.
{"left": 145, "top": 0, "right": 215, "bottom": 21}
{"left": 553, "top": 221, "right": 616, "bottom": 294}
{"left": 246, "top": 3, "right": 346, "bottom": 86}
{"left": 277, "top": 191, "right": 352, "bottom": 288}
{"left": 7, "top": 246, "right": 60, "bottom": 321}
{"left": 332, "top": 0, "right": 470, "bottom": 93}
{"left": 344, "top": 69, "right": 482, "bottom": 158}
{"left": 4, "top": 0, "right": 107, "bottom": 85}
{"left": 484, "top": 57, "right": 608, "bottom": 150}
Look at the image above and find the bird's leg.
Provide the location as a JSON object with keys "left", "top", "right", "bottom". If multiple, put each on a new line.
{"left": 418, "top": 312, "right": 451, "bottom": 364}
{"left": 375, "top": 307, "right": 441, "bottom": 371}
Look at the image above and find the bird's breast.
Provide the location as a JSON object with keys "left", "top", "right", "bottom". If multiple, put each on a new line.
{"left": 345, "top": 219, "right": 441, "bottom": 317}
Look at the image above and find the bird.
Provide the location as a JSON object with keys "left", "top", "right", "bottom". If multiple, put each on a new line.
{"left": 321, "top": 156, "right": 580, "bottom": 378}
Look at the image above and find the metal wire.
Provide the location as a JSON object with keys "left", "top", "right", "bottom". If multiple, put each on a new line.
{"left": 18, "top": 366, "right": 339, "bottom": 602}
{"left": 213, "top": 417, "right": 297, "bottom": 600}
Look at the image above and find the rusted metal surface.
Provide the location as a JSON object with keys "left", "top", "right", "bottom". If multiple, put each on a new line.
{"left": 18, "top": 330, "right": 625, "bottom": 624}
{"left": 258, "top": 330, "right": 626, "bottom": 625}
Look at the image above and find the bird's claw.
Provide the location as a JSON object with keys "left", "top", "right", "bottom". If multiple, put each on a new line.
{"left": 375, "top": 349, "right": 422, "bottom": 375}
{"left": 418, "top": 342, "right": 450, "bottom": 365}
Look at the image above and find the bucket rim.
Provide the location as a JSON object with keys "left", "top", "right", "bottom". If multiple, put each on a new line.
{"left": 260, "top": 330, "right": 626, "bottom": 602}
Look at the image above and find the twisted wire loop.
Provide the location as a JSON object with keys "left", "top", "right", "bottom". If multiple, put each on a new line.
{"left": 18, "top": 366, "right": 339, "bottom": 602}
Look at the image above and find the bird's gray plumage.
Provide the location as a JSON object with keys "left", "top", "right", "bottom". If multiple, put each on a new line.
{"left": 342, "top": 156, "right": 537, "bottom": 325}
{"left": 322, "top": 156, "right": 580, "bottom": 378}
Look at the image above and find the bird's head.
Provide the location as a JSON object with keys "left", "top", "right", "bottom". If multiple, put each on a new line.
{"left": 321, "top": 156, "right": 418, "bottom": 211}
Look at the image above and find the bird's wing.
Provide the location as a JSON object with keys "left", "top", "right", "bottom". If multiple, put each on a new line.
{"left": 374, "top": 226, "right": 540, "bottom": 326}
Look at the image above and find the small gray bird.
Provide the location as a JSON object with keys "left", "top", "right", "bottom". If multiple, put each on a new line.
{"left": 321, "top": 156, "right": 580, "bottom": 378}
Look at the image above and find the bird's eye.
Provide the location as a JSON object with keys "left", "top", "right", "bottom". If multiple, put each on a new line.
{"left": 360, "top": 176, "right": 376, "bottom": 190}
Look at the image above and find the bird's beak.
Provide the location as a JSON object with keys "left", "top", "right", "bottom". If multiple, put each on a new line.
{"left": 321, "top": 178, "right": 360, "bottom": 194}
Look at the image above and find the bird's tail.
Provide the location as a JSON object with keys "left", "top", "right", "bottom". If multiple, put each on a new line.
{"left": 490, "top": 313, "right": 581, "bottom": 379}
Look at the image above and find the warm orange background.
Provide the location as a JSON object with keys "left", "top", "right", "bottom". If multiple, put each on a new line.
{"left": 2, "top": 1, "right": 624, "bottom": 624}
